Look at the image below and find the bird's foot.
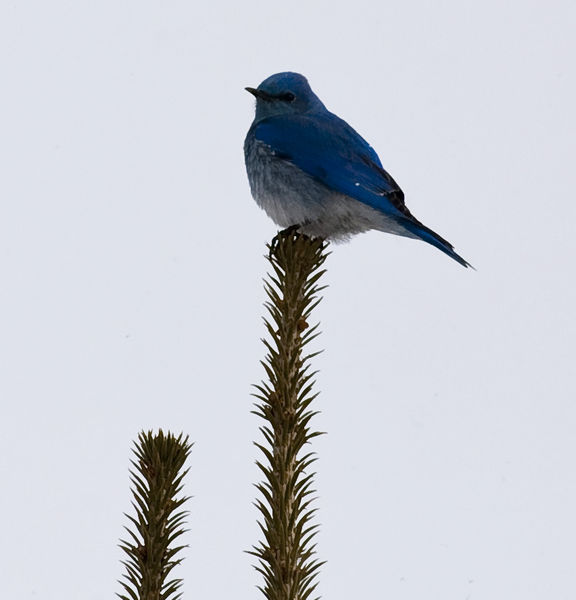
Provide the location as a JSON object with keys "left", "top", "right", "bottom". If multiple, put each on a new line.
{"left": 279, "top": 223, "right": 302, "bottom": 237}
{"left": 268, "top": 221, "right": 327, "bottom": 260}
{"left": 269, "top": 224, "right": 302, "bottom": 258}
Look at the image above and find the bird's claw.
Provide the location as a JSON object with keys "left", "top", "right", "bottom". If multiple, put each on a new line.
{"left": 269, "top": 224, "right": 302, "bottom": 258}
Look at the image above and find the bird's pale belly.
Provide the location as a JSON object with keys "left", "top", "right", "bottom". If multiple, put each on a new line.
{"left": 245, "top": 139, "right": 410, "bottom": 241}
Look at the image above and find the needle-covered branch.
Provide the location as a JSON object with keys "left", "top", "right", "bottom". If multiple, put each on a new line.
{"left": 251, "top": 230, "right": 328, "bottom": 600}
{"left": 118, "top": 430, "right": 192, "bottom": 600}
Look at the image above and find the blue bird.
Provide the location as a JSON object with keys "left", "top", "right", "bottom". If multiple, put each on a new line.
{"left": 244, "top": 72, "right": 472, "bottom": 268}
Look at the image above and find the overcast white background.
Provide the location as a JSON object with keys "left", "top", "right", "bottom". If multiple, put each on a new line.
{"left": 1, "top": 1, "right": 575, "bottom": 598}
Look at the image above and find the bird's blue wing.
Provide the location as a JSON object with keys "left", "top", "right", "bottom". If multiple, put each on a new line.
{"left": 251, "top": 113, "right": 472, "bottom": 268}
{"left": 252, "top": 113, "right": 413, "bottom": 220}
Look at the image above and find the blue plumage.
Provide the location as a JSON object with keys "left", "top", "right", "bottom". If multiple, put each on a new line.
{"left": 244, "top": 72, "right": 472, "bottom": 268}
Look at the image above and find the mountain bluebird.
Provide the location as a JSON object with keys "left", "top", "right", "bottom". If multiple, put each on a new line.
{"left": 244, "top": 72, "right": 471, "bottom": 268}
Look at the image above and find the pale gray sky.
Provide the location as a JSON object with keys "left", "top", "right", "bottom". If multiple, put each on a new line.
{"left": 1, "top": 1, "right": 575, "bottom": 599}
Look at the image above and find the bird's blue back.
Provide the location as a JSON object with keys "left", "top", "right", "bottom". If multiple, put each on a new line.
{"left": 251, "top": 112, "right": 409, "bottom": 221}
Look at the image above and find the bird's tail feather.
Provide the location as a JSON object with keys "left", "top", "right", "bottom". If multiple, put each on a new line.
{"left": 400, "top": 218, "right": 474, "bottom": 269}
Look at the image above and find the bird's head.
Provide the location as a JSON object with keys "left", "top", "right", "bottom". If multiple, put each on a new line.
{"left": 246, "top": 72, "right": 326, "bottom": 122}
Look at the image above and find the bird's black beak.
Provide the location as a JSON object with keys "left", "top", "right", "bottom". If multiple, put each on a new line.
{"left": 245, "top": 87, "right": 273, "bottom": 101}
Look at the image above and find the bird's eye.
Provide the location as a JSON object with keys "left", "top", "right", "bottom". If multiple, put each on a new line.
{"left": 281, "top": 92, "right": 296, "bottom": 102}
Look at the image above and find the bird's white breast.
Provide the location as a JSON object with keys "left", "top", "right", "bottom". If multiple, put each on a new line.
{"left": 244, "top": 138, "right": 414, "bottom": 241}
